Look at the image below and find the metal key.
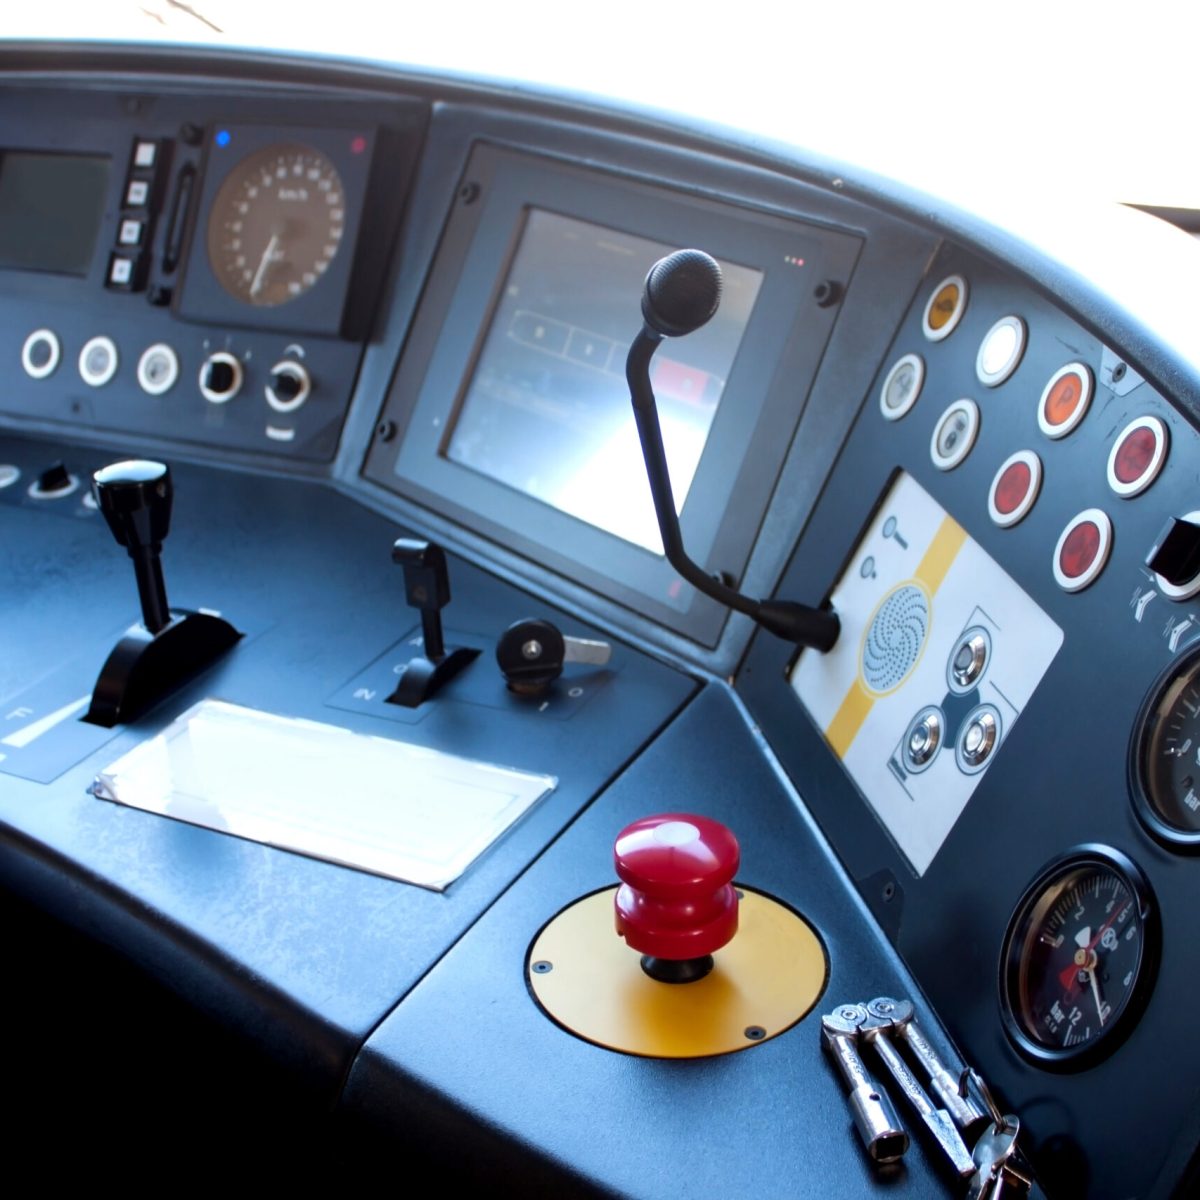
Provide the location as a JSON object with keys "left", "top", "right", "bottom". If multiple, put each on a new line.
{"left": 865, "top": 997, "right": 986, "bottom": 1134}
{"left": 859, "top": 1010, "right": 976, "bottom": 1178}
{"left": 820, "top": 1004, "right": 909, "bottom": 1164}
{"left": 967, "top": 1116, "right": 1033, "bottom": 1200}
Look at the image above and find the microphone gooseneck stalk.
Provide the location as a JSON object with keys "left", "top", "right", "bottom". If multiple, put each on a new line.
{"left": 625, "top": 251, "right": 839, "bottom": 651}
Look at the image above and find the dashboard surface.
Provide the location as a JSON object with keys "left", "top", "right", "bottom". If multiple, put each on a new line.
{"left": 2, "top": 43, "right": 1200, "bottom": 1199}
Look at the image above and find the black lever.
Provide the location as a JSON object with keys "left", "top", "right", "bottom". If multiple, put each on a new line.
{"left": 387, "top": 538, "right": 479, "bottom": 707}
{"left": 84, "top": 460, "right": 240, "bottom": 727}
{"left": 625, "top": 249, "right": 839, "bottom": 650}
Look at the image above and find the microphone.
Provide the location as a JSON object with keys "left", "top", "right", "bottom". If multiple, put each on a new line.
{"left": 625, "top": 249, "right": 839, "bottom": 650}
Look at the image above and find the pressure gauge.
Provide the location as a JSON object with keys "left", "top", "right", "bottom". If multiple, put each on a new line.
{"left": 1132, "top": 644, "right": 1200, "bottom": 846}
{"left": 999, "top": 847, "right": 1157, "bottom": 1068}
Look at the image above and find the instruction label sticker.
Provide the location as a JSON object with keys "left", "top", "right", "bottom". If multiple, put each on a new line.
{"left": 790, "top": 472, "right": 1062, "bottom": 875}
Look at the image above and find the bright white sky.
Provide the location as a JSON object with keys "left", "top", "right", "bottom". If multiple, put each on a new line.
{"left": 5, "top": 1, "right": 1195, "bottom": 206}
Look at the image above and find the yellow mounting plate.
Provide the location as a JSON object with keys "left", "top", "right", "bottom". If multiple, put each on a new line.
{"left": 527, "top": 886, "right": 827, "bottom": 1058}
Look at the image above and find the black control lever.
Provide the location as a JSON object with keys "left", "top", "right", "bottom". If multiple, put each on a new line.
{"left": 84, "top": 460, "right": 241, "bottom": 727}
{"left": 387, "top": 538, "right": 479, "bottom": 707}
{"left": 625, "top": 249, "right": 839, "bottom": 650}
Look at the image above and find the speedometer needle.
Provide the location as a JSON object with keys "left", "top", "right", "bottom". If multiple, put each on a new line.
{"left": 250, "top": 233, "right": 282, "bottom": 298}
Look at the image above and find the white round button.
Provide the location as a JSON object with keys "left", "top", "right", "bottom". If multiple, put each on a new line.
{"left": 0, "top": 464, "right": 20, "bottom": 489}
{"left": 136, "top": 343, "right": 180, "bottom": 396}
{"left": 79, "top": 336, "right": 119, "bottom": 387}
{"left": 930, "top": 399, "right": 980, "bottom": 471}
{"left": 976, "top": 315, "right": 1026, "bottom": 387}
{"left": 21, "top": 329, "right": 61, "bottom": 380}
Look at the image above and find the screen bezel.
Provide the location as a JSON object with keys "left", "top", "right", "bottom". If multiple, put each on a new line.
{"left": 365, "top": 143, "right": 861, "bottom": 646}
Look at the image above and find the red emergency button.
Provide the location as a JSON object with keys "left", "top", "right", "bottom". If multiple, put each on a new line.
{"left": 988, "top": 450, "right": 1042, "bottom": 528}
{"left": 614, "top": 813, "right": 739, "bottom": 965}
{"left": 1037, "top": 363, "right": 1093, "bottom": 439}
{"left": 1107, "top": 416, "right": 1168, "bottom": 498}
{"left": 1053, "top": 508, "right": 1113, "bottom": 592}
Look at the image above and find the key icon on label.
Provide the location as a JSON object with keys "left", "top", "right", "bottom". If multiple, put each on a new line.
{"left": 883, "top": 516, "right": 909, "bottom": 549}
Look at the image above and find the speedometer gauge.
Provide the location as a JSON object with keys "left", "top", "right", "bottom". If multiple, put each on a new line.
{"left": 999, "top": 847, "right": 1157, "bottom": 1068}
{"left": 206, "top": 143, "right": 346, "bottom": 307}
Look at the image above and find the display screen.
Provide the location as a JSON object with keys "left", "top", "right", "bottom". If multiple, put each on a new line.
{"left": 442, "top": 209, "right": 763, "bottom": 552}
{"left": 0, "top": 152, "right": 110, "bottom": 276}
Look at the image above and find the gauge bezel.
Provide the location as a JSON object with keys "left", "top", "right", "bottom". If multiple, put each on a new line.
{"left": 1130, "top": 642, "right": 1200, "bottom": 848}
{"left": 998, "top": 845, "right": 1158, "bottom": 1071}
{"left": 176, "top": 122, "right": 385, "bottom": 338}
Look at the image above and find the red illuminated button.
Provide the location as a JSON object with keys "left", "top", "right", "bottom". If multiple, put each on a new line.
{"left": 1053, "top": 508, "right": 1113, "bottom": 592}
{"left": 1107, "top": 416, "right": 1168, "bottom": 498}
{"left": 988, "top": 450, "right": 1042, "bottom": 527}
{"left": 1037, "top": 363, "right": 1093, "bottom": 439}
{"left": 614, "top": 813, "right": 739, "bottom": 961}
{"left": 922, "top": 274, "right": 968, "bottom": 342}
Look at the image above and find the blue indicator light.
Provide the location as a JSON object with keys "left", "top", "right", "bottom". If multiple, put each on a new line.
{"left": 215, "top": 129, "right": 231, "bottom": 148}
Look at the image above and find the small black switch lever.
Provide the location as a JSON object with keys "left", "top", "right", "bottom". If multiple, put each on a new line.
{"left": 386, "top": 538, "right": 479, "bottom": 708}
{"left": 93, "top": 459, "right": 173, "bottom": 634}
{"left": 496, "top": 617, "right": 612, "bottom": 697}
{"left": 84, "top": 460, "right": 240, "bottom": 727}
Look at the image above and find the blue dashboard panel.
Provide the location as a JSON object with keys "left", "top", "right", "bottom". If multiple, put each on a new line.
{"left": 2, "top": 43, "right": 1200, "bottom": 1199}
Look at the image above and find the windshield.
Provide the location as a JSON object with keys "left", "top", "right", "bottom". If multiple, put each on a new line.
{"left": 4, "top": 1, "right": 1194, "bottom": 209}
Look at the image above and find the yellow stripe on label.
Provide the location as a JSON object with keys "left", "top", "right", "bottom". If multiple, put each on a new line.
{"left": 824, "top": 514, "right": 968, "bottom": 759}
{"left": 827, "top": 678, "right": 875, "bottom": 759}
{"left": 914, "top": 515, "right": 967, "bottom": 596}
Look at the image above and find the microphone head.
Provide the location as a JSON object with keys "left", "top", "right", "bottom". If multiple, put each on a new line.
{"left": 641, "top": 249, "right": 722, "bottom": 337}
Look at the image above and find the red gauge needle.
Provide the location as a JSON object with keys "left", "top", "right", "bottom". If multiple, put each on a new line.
{"left": 1059, "top": 902, "right": 1128, "bottom": 992}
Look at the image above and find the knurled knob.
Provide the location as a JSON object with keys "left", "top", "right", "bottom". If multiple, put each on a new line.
{"left": 614, "top": 813, "right": 740, "bottom": 961}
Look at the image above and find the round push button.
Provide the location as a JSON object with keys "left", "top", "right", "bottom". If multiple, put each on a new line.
{"left": 21, "top": 328, "right": 61, "bottom": 380}
{"left": 930, "top": 399, "right": 980, "bottom": 471}
{"left": 79, "top": 336, "right": 118, "bottom": 387}
{"left": 922, "top": 274, "right": 968, "bottom": 342}
{"left": 1038, "top": 363, "right": 1093, "bottom": 439}
{"left": 988, "top": 450, "right": 1042, "bottom": 528}
{"left": 976, "top": 315, "right": 1026, "bottom": 387}
{"left": 1107, "top": 415, "right": 1168, "bottom": 498}
{"left": 137, "top": 343, "right": 180, "bottom": 396}
{"left": 1053, "top": 508, "right": 1113, "bottom": 592}
{"left": 956, "top": 704, "right": 1001, "bottom": 773}
{"left": 948, "top": 625, "right": 991, "bottom": 693}
{"left": 879, "top": 353, "right": 924, "bottom": 421}
{"left": 902, "top": 705, "right": 944, "bottom": 773}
